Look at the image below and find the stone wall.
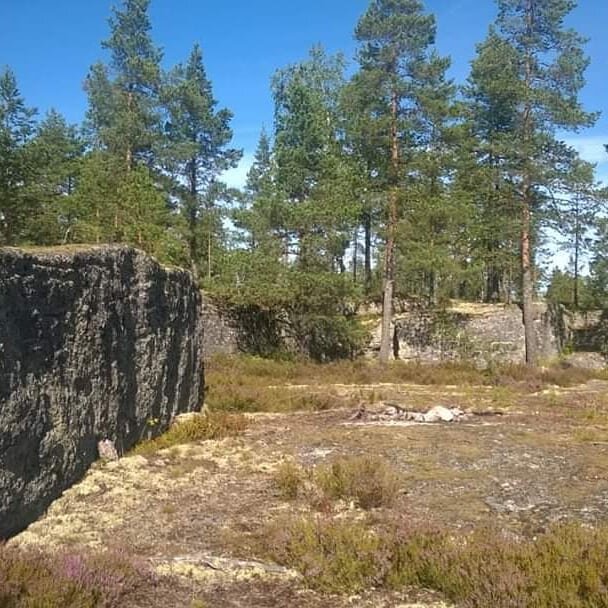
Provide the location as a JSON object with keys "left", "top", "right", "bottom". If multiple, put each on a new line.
{"left": 366, "top": 301, "right": 562, "bottom": 366}
{"left": 568, "top": 310, "right": 607, "bottom": 352}
{"left": 202, "top": 296, "right": 573, "bottom": 366}
{"left": 0, "top": 246, "right": 204, "bottom": 538}
{"left": 200, "top": 296, "right": 292, "bottom": 360}
{"left": 201, "top": 293, "right": 239, "bottom": 358}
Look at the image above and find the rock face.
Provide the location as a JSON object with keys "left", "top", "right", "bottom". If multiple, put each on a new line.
{"left": 201, "top": 293, "right": 239, "bottom": 358}
{"left": 366, "top": 301, "right": 562, "bottom": 366}
{"left": 204, "top": 297, "right": 570, "bottom": 366}
{"left": 201, "top": 296, "right": 292, "bottom": 360}
{"left": 0, "top": 246, "right": 204, "bottom": 538}
{"left": 568, "top": 310, "right": 607, "bottom": 354}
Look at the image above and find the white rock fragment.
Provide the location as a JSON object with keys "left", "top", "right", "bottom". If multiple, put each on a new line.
{"left": 97, "top": 439, "right": 119, "bottom": 461}
{"left": 423, "top": 405, "right": 456, "bottom": 423}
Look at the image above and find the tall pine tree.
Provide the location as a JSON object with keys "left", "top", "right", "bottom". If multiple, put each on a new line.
{"left": 353, "top": 0, "right": 450, "bottom": 362}
{"left": 162, "top": 43, "right": 242, "bottom": 276}
{"left": 0, "top": 68, "right": 37, "bottom": 245}
{"left": 494, "top": 0, "right": 597, "bottom": 364}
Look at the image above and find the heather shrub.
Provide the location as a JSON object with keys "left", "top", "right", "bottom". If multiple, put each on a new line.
{"left": 263, "top": 516, "right": 608, "bottom": 606}
{"left": 274, "top": 460, "right": 304, "bottom": 500}
{"left": 0, "top": 546, "right": 151, "bottom": 608}
{"left": 272, "top": 456, "right": 402, "bottom": 510}
{"left": 266, "top": 516, "right": 383, "bottom": 594}
{"left": 314, "top": 456, "right": 402, "bottom": 509}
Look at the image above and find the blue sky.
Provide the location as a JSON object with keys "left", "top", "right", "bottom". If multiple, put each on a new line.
{"left": 1, "top": 0, "right": 606, "bottom": 188}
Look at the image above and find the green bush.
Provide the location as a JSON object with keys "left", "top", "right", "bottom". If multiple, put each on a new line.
{"left": 273, "top": 461, "right": 304, "bottom": 500}
{"left": 133, "top": 411, "right": 248, "bottom": 455}
{"left": 0, "top": 546, "right": 150, "bottom": 608}
{"left": 314, "top": 456, "right": 402, "bottom": 509}
{"left": 266, "top": 516, "right": 383, "bottom": 594}
{"left": 264, "top": 517, "right": 608, "bottom": 607}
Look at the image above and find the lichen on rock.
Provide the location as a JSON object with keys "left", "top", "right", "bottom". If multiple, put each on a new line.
{"left": 0, "top": 246, "right": 204, "bottom": 538}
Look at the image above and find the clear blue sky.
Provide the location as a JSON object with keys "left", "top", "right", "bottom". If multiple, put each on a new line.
{"left": 1, "top": 0, "right": 606, "bottom": 185}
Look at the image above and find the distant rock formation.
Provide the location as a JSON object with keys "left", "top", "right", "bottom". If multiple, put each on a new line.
{"left": 0, "top": 246, "right": 204, "bottom": 538}
{"left": 365, "top": 301, "right": 563, "bottom": 366}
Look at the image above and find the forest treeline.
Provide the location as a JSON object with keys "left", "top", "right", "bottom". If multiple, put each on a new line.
{"left": 1, "top": 0, "right": 607, "bottom": 363}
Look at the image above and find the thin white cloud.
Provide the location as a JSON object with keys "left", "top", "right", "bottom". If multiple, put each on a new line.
{"left": 563, "top": 135, "right": 608, "bottom": 165}
{"left": 222, "top": 153, "right": 254, "bottom": 190}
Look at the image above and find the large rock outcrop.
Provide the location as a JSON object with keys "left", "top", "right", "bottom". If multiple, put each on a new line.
{"left": 0, "top": 246, "right": 204, "bottom": 538}
{"left": 366, "top": 301, "right": 562, "bottom": 366}
{"left": 202, "top": 296, "right": 569, "bottom": 366}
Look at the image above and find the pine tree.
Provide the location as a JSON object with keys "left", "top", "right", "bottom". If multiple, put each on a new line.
{"left": 81, "top": 0, "right": 171, "bottom": 256}
{"left": 590, "top": 218, "right": 608, "bottom": 309}
{"left": 72, "top": 151, "right": 122, "bottom": 244}
{"left": 29, "top": 109, "right": 83, "bottom": 244}
{"left": 86, "top": 0, "right": 163, "bottom": 169}
{"left": 494, "top": 0, "right": 597, "bottom": 364}
{"left": 235, "top": 127, "right": 281, "bottom": 249}
{"left": 162, "top": 43, "right": 242, "bottom": 276}
{"left": 272, "top": 46, "right": 358, "bottom": 274}
{"left": 461, "top": 28, "right": 523, "bottom": 303}
{"left": 553, "top": 157, "right": 605, "bottom": 309}
{"left": 397, "top": 48, "right": 457, "bottom": 303}
{"left": 0, "top": 68, "right": 37, "bottom": 245}
{"left": 352, "top": 0, "right": 449, "bottom": 362}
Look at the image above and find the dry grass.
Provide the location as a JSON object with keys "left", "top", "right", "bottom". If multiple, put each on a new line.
{"left": 274, "top": 460, "right": 304, "bottom": 500}
{"left": 273, "top": 456, "right": 403, "bottom": 510}
{"left": 132, "top": 411, "right": 248, "bottom": 456}
{"left": 314, "top": 456, "right": 402, "bottom": 510}
{"left": 205, "top": 355, "right": 608, "bottom": 414}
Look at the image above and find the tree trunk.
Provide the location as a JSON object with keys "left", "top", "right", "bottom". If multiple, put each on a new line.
{"left": 207, "top": 232, "right": 212, "bottom": 280}
{"left": 364, "top": 211, "right": 372, "bottom": 293}
{"left": 521, "top": 0, "right": 537, "bottom": 366}
{"left": 380, "top": 268, "right": 395, "bottom": 362}
{"left": 188, "top": 159, "right": 199, "bottom": 279}
{"left": 126, "top": 90, "right": 134, "bottom": 171}
{"left": 486, "top": 264, "right": 500, "bottom": 303}
{"left": 573, "top": 195, "right": 580, "bottom": 309}
{"left": 352, "top": 226, "right": 359, "bottom": 284}
{"left": 379, "top": 87, "right": 400, "bottom": 364}
{"left": 521, "top": 191, "right": 537, "bottom": 365}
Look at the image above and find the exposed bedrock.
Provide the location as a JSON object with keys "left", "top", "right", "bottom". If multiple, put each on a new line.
{"left": 0, "top": 246, "right": 204, "bottom": 538}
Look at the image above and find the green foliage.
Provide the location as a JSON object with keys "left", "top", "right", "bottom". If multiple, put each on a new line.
{"left": 274, "top": 460, "right": 304, "bottom": 500}
{"left": 88, "top": 0, "right": 162, "bottom": 166}
{"left": 132, "top": 411, "right": 248, "bottom": 455}
{"left": 546, "top": 267, "right": 596, "bottom": 311}
{"left": 590, "top": 218, "right": 608, "bottom": 310}
{"left": 0, "top": 68, "right": 38, "bottom": 245}
{"left": 162, "top": 43, "right": 242, "bottom": 274}
{"left": 0, "top": 0, "right": 604, "bottom": 361}
{"left": 270, "top": 46, "right": 360, "bottom": 275}
{"left": 266, "top": 516, "right": 383, "bottom": 594}
{"left": 458, "top": 28, "right": 523, "bottom": 302}
{"left": 264, "top": 516, "right": 608, "bottom": 606}
{"left": 314, "top": 456, "right": 402, "bottom": 509}
{"left": 0, "top": 545, "right": 150, "bottom": 608}
{"left": 72, "top": 153, "right": 184, "bottom": 265}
